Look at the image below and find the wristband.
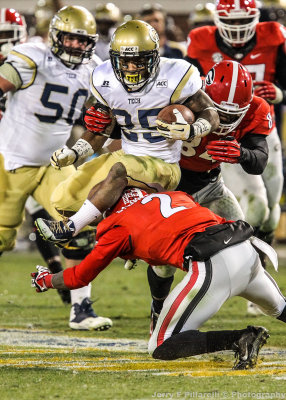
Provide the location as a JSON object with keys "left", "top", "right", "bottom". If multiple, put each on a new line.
{"left": 189, "top": 118, "right": 212, "bottom": 140}
{"left": 71, "top": 139, "right": 94, "bottom": 160}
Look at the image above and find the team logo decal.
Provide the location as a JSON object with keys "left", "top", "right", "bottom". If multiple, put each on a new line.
{"left": 156, "top": 79, "right": 168, "bottom": 88}
{"left": 120, "top": 46, "right": 139, "bottom": 55}
{"left": 205, "top": 68, "right": 215, "bottom": 86}
{"left": 212, "top": 52, "right": 223, "bottom": 63}
{"left": 149, "top": 26, "right": 159, "bottom": 43}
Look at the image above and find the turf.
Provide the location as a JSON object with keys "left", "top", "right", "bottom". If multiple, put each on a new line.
{"left": 0, "top": 251, "right": 286, "bottom": 399}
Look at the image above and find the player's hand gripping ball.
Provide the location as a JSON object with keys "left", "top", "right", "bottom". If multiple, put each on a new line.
{"left": 156, "top": 104, "right": 195, "bottom": 141}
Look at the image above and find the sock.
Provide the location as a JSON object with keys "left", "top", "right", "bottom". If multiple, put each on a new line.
{"left": 147, "top": 265, "right": 174, "bottom": 313}
{"left": 70, "top": 200, "right": 102, "bottom": 235}
{"left": 153, "top": 329, "right": 248, "bottom": 360}
{"left": 71, "top": 284, "right": 91, "bottom": 306}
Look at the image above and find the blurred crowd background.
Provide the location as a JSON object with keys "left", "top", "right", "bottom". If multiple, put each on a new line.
{"left": 2, "top": 0, "right": 286, "bottom": 248}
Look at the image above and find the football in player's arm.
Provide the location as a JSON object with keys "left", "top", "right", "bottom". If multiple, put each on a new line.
{"left": 32, "top": 188, "right": 286, "bottom": 369}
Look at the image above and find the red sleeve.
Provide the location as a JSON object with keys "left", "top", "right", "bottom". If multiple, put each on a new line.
{"left": 63, "top": 226, "right": 131, "bottom": 289}
{"left": 237, "top": 96, "right": 271, "bottom": 139}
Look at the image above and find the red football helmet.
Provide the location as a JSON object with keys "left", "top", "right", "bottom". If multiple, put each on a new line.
{"left": 205, "top": 60, "right": 253, "bottom": 135}
{"left": 214, "top": 0, "right": 260, "bottom": 45}
{"left": 0, "top": 8, "right": 27, "bottom": 61}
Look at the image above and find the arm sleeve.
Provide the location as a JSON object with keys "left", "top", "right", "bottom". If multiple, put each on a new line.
{"left": 239, "top": 134, "right": 269, "bottom": 175}
{"left": 63, "top": 226, "right": 131, "bottom": 289}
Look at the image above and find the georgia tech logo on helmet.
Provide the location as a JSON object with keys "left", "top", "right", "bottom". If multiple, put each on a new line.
{"left": 120, "top": 46, "right": 139, "bottom": 55}
{"left": 205, "top": 68, "right": 215, "bottom": 85}
{"left": 149, "top": 26, "right": 159, "bottom": 43}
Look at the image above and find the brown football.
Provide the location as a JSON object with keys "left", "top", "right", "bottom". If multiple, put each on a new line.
{"left": 157, "top": 104, "right": 195, "bottom": 125}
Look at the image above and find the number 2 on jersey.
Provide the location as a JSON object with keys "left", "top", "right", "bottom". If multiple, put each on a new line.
{"left": 141, "top": 193, "right": 188, "bottom": 218}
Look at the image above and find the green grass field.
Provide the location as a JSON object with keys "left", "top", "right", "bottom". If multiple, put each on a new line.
{"left": 0, "top": 250, "right": 286, "bottom": 399}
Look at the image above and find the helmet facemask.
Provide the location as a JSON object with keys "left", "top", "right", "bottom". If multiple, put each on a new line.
{"left": 205, "top": 60, "right": 253, "bottom": 135}
{"left": 214, "top": 101, "right": 250, "bottom": 135}
{"left": 50, "top": 28, "right": 98, "bottom": 66}
{"left": 49, "top": 6, "right": 98, "bottom": 68}
{"left": 109, "top": 20, "right": 160, "bottom": 93}
{"left": 0, "top": 8, "right": 27, "bottom": 61}
{"left": 214, "top": 13, "right": 260, "bottom": 45}
{"left": 110, "top": 50, "right": 159, "bottom": 92}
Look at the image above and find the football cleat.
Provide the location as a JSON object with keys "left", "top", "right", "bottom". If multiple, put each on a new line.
{"left": 35, "top": 218, "right": 75, "bottom": 244}
{"left": 69, "top": 297, "right": 113, "bottom": 331}
{"left": 149, "top": 301, "right": 160, "bottom": 336}
{"left": 232, "top": 325, "right": 269, "bottom": 370}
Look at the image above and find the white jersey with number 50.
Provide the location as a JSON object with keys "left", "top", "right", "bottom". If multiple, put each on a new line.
{"left": 0, "top": 42, "right": 100, "bottom": 170}
{"left": 90, "top": 57, "right": 202, "bottom": 163}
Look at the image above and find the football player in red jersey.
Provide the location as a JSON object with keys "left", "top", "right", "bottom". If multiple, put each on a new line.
{"left": 152, "top": 60, "right": 272, "bottom": 321}
{"left": 31, "top": 187, "right": 286, "bottom": 369}
{"left": 186, "top": 0, "right": 286, "bottom": 251}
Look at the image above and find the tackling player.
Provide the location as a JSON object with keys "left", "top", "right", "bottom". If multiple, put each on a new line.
{"left": 31, "top": 188, "right": 286, "bottom": 370}
{"left": 0, "top": 6, "right": 112, "bottom": 331}
{"left": 149, "top": 59, "right": 272, "bottom": 327}
{"left": 35, "top": 19, "right": 219, "bottom": 242}
{"left": 186, "top": 0, "right": 286, "bottom": 252}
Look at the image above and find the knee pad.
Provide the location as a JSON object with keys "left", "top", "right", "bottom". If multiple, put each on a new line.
{"left": 152, "top": 265, "right": 176, "bottom": 278}
{"left": 61, "top": 229, "right": 96, "bottom": 260}
{"left": 0, "top": 228, "right": 17, "bottom": 252}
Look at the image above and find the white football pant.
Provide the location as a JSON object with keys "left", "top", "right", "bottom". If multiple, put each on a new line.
{"left": 148, "top": 240, "right": 285, "bottom": 354}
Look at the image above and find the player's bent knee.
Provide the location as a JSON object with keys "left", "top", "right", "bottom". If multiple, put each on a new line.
{"left": 152, "top": 265, "right": 176, "bottom": 278}
{"left": 0, "top": 228, "right": 17, "bottom": 252}
{"left": 61, "top": 230, "right": 95, "bottom": 260}
{"left": 261, "top": 203, "right": 281, "bottom": 233}
{"left": 245, "top": 196, "right": 269, "bottom": 227}
{"left": 105, "top": 162, "right": 127, "bottom": 185}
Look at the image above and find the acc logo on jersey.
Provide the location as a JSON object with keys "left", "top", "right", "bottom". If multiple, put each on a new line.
{"left": 212, "top": 52, "right": 223, "bottom": 63}
{"left": 205, "top": 68, "right": 215, "bottom": 86}
{"left": 156, "top": 79, "right": 168, "bottom": 88}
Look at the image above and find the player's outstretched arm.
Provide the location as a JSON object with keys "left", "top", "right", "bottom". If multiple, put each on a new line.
{"left": 50, "top": 104, "right": 115, "bottom": 169}
{"left": 31, "top": 265, "right": 68, "bottom": 292}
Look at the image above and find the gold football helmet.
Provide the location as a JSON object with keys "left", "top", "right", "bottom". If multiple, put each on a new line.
{"left": 109, "top": 20, "right": 160, "bottom": 92}
{"left": 95, "top": 3, "right": 122, "bottom": 23}
{"left": 49, "top": 5, "right": 98, "bottom": 66}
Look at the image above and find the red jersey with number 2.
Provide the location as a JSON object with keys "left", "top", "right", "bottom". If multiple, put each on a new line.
{"left": 63, "top": 191, "right": 228, "bottom": 289}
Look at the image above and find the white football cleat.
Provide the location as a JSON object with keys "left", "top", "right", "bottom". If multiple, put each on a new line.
{"left": 69, "top": 297, "right": 113, "bottom": 331}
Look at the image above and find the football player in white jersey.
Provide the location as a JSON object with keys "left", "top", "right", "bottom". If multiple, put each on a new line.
{"left": 35, "top": 20, "right": 219, "bottom": 245}
{"left": 0, "top": 7, "right": 71, "bottom": 305}
{"left": 0, "top": 6, "right": 112, "bottom": 331}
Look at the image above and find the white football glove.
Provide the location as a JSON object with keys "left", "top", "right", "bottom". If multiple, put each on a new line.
{"left": 50, "top": 139, "right": 94, "bottom": 169}
{"left": 156, "top": 108, "right": 191, "bottom": 140}
{"left": 50, "top": 147, "right": 77, "bottom": 169}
